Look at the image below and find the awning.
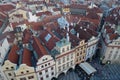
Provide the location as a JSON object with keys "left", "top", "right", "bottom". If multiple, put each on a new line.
{"left": 79, "top": 62, "right": 97, "bottom": 75}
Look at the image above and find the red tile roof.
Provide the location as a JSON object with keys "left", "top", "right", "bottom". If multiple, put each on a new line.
{"left": 53, "top": 8, "right": 60, "bottom": 12}
{"left": 74, "top": 25, "right": 92, "bottom": 41}
{"left": 0, "top": 31, "right": 15, "bottom": 43}
{"left": 106, "top": 28, "right": 114, "bottom": 34}
{"left": 0, "top": 11, "right": 7, "bottom": 20}
{"left": 36, "top": 11, "right": 52, "bottom": 16}
{"left": 105, "top": 7, "right": 120, "bottom": 25}
{"left": 109, "top": 33, "right": 119, "bottom": 40}
{"left": 86, "top": 12, "right": 100, "bottom": 19}
{"left": 87, "top": 7, "right": 103, "bottom": 13}
{"left": 13, "top": 14, "right": 23, "bottom": 18}
{"left": 81, "top": 17, "right": 100, "bottom": 26}
{"left": 22, "top": 29, "right": 32, "bottom": 44}
{"left": 32, "top": 36, "right": 48, "bottom": 59}
{"left": 0, "top": 21, "right": 3, "bottom": 28}
{"left": 7, "top": 45, "right": 19, "bottom": 64}
{"left": 39, "top": 30, "right": 60, "bottom": 50}
{"left": 22, "top": 48, "right": 32, "bottom": 66}
{"left": 0, "top": 4, "right": 15, "bottom": 12}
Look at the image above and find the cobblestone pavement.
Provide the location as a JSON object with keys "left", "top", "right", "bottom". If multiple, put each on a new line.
{"left": 90, "top": 57, "right": 120, "bottom": 80}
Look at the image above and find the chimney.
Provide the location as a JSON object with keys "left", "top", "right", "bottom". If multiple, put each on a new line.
{"left": 80, "top": 27, "right": 83, "bottom": 29}
{"left": 66, "top": 33, "right": 70, "bottom": 41}
{"left": 67, "top": 26, "right": 69, "bottom": 32}
{"left": 84, "top": 28, "right": 87, "bottom": 31}
{"left": 77, "top": 33, "right": 79, "bottom": 38}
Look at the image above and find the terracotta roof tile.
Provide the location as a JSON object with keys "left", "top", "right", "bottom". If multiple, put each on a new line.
{"left": 32, "top": 36, "right": 48, "bottom": 59}
{"left": 22, "top": 48, "right": 32, "bottom": 66}
{"left": 36, "top": 11, "right": 52, "bottom": 16}
{"left": 39, "top": 30, "right": 60, "bottom": 50}
{"left": 106, "top": 28, "right": 114, "bottom": 34}
{"left": 0, "top": 11, "right": 7, "bottom": 20}
{"left": 87, "top": 7, "right": 103, "bottom": 13}
{"left": 53, "top": 8, "right": 61, "bottom": 12}
{"left": 0, "top": 31, "right": 15, "bottom": 43}
{"left": 74, "top": 24, "right": 92, "bottom": 41}
{"left": 7, "top": 45, "right": 19, "bottom": 64}
{"left": 0, "top": 4, "right": 15, "bottom": 12}
{"left": 22, "top": 29, "right": 32, "bottom": 44}
{"left": 109, "top": 33, "right": 119, "bottom": 40}
{"left": 13, "top": 14, "right": 23, "bottom": 18}
{"left": 86, "top": 12, "right": 100, "bottom": 19}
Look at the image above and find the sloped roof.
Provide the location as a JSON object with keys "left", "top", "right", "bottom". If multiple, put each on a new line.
{"left": 22, "top": 29, "right": 32, "bottom": 44}
{"left": 7, "top": 45, "right": 19, "bottom": 64}
{"left": 0, "top": 4, "right": 15, "bottom": 12}
{"left": 39, "top": 30, "right": 60, "bottom": 50}
{"left": 32, "top": 36, "right": 48, "bottom": 59}
{"left": 22, "top": 48, "right": 32, "bottom": 66}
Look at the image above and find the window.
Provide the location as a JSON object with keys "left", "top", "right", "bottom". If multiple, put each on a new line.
{"left": 58, "top": 59, "right": 61, "bottom": 64}
{"left": 108, "top": 53, "right": 112, "bottom": 59}
{"left": 41, "top": 65, "right": 44, "bottom": 68}
{"left": 41, "top": 77, "right": 43, "bottom": 80}
{"left": 48, "top": 63, "right": 50, "bottom": 65}
{"left": 20, "top": 77, "right": 26, "bottom": 80}
{"left": 42, "top": 59, "right": 45, "bottom": 61}
{"left": 67, "top": 55, "right": 69, "bottom": 61}
{"left": 67, "top": 62, "right": 69, "bottom": 67}
{"left": 71, "top": 60, "right": 73, "bottom": 65}
{"left": 8, "top": 73, "right": 12, "bottom": 76}
{"left": 11, "top": 67, "right": 14, "bottom": 69}
{"left": 45, "top": 64, "right": 47, "bottom": 66}
{"left": 6, "top": 67, "right": 9, "bottom": 70}
{"left": 26, "top": 70, "right": 29, "bottom": 73}
{"left": 58, "top": 66, "right": 61, "bottom": 71}
{"left": 28, "top": 76, "right": 34, "bottom": 79}
{"left": 83, "top": 56, "right": 84, "bottom": 59}
{"left": 39, "top": 72, "right": 42, "bottom": 75}
{"left": 51, "top": 67, "right": 53, "bottom": 70}
{"left": 21, "top": 72, "right": 24, "bottom": 74}
{"left": 79, "top": 57, "right": 81, "bottom": 61}
{"left": 62, "top": 48, "right": 65, "bottom": 52}
{"left": 80, "top": 52, "right": 82, "bottom": 55}
{"left": 46, "top": 75, "right": 49, "bottom": 78}
{"left": 11, "top": 79, "right": 14, "bottom": 80}
{"left": 51, "top": 72, "right": 54, "bottom": 75}
{"left": 77, "top": 53, "right": 79, "bottom": 56}
{"left": 71, "top": 54, "right": 73, "bottom": 59}
{"left": 67, "top": 46, "right": 69, "bottom": 51}
{"left": 114, "top": 53, "right": 117, "bottom": 59}
{"left": 76, "top": 59, "right": 78, "bottom": 62}
{"left": 63, "top": 64, "right": 65, "bottom": 69}
{"left": 63, "top": 57, "right": 65, "bottom": 62}
{"left": 45, "top": 69, "right": 48, "bottom": 72}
